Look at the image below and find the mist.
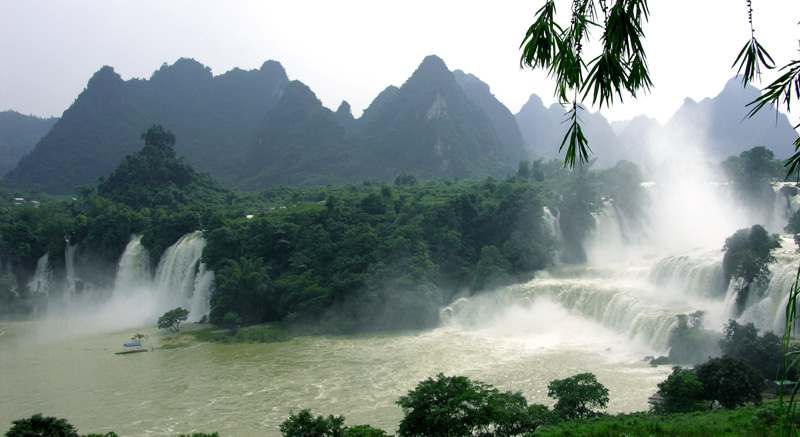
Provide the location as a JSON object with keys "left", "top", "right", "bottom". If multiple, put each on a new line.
{"left": 25, "top": 233, "right": 212, "bottom": 343}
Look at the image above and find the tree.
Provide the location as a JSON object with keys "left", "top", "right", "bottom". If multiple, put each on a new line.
{"left": 157, "top": 307, "right": 189, "bottom": 333}
{"left": 279, "top": 409, "right": 346, "bottom": 437}
{"left": 722, "top": 225, "right": 781, "bottom": 314}
{"left": 662, "top": 312, "right": 720, "bottom": 365}
{"left": 695, "top": 356, "right": 764, "bottom": 410}
{"left": 785, "top": 208, "right": 800, "bottom": 246}
{"left": 130, "top": 333, "right": 152, "bottom": 350}
{"left": 547, "top": 372, "right": 609, "bottom": 420}
{"left": 5, "top": 413, "right": 78, "bottom": 437}
{"left": 221, "top": 312, "right": 242, "bottom": 330}
{"left": 721, "top": 146, "right": 783, "bottom": 220}
{"left": 396, "top": 373, "right": 542, "bottom": 437}
{"left": 720, "top": 319, "right": 787, "bottom": 381}
{"left": 654, "top": 367, "right": 706, "bottom": 414}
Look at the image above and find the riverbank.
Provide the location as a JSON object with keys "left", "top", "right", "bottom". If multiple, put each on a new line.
{"left": 160, "top": 323, "right": 293, "bottom": 346}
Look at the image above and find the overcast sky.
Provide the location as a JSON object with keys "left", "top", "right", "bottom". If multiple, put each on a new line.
{"left": 2, "top": 1, "right": 799, "bottom": 125}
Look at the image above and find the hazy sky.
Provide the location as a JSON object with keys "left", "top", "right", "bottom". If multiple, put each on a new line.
{"left": 2, "top": 1, "right": 799, "bottom": 125}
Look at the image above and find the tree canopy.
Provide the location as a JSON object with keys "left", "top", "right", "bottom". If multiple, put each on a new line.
{"left": 695, "top": 356, "right": 764, "bottom": 410}
{"left": 395, "top": 373, "right": 547, "bottom": 437}
{"left": 547, "top": 372, "right": 609, "bottom": 420}
{"left": 157, "top": 307, "right": 189, "bottom": 333}
{"left": 721, "top": 225, "right": 781, "bottom": 314}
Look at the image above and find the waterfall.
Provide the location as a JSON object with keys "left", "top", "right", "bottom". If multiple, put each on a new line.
{"left": 543, "top": 206, "right": 564, "bottom": 264}
{"left": 770, "top": 183, "right": 800, "bottom": 233}
{"left": 114, "top": 235, "right": 150, "bottom": 290}
{"left": 27, "top": 253, "right": 51, "bottom": 296}
{"left": 64, "top": 243, "right": 80, "bottom": 299}
{"left": 646, "top": 249, "right": 726, "bottom": 299}
{"left": 153, "top": 231, "right": 214, "bottom": 322}
{"left": 444, "top": 235, "right": 800, "bottom": 352}
{"left": 733, "top": 236, "right": 800, "bottom": 333}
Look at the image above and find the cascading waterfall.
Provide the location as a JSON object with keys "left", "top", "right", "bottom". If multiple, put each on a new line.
{"left": 28, "top": 232, "right": 215, "bottom": 335}
{"left": 771, "top": 183, "right": 800, "bottom": 233}
{"left": 27, "top": 253, "right": 51, "bottom": 296}
{"left": 152, "top": 231, "right": 214, "bottom": 322}
{"left": 735, "top": 236, "right": 800, "bottom": 333}
{"left": 64, "top": 243, "right": 80, "bottom": 299}
{"left": 542, "top": 206, "right": 564, "bottom": 264}
{"left": 446, "top": 180, "right": 800, "bottom": 355}
{"left": 646, "top": 249, "right": 726, "bottom": 300}
{"left": 114, "top": 234, "right": 150, "bottom": 290}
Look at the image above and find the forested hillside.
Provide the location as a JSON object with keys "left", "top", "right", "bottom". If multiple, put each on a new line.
{"left": 2, "top": 59, "right": 289, "bottom": 193}
{"left": 1, "top": 56, "right": 525, "bottom": 194}
{"left": 0, "top": 125, "right": 653, "bottom": 331}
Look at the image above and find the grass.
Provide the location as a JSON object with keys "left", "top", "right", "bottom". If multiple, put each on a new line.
{"left": 528, "top": 406, "right": 787, "bottom": 436}
{"left": 189, "top": 324, "right": 293, "bottom": 344}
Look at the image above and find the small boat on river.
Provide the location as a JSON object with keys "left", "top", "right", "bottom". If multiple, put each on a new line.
{"left": 115, "top": 342, "right": 148, "bottom": 355}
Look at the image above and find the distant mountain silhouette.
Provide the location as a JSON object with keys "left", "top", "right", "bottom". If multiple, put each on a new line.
{"left": 453, "top": 70, "right": 527, "bottom": 167}
{"left": 3, "top": 55, "right": 522, "bottom": 194}
{"left": 516, "top": 77, "right": 798, "bottom": 169}
{"left": 356, "top": 55, "right": 517, "bottom": 181}
{"left": 5, "top": 56, "right": 798, "bottom": 195}
{"left": 659, "top": 77, "right": 797, "bottom": 161}
{"left": 0, "top": 111, "right": 58, "bottom": 177}
{"left": 516, "top": 96, "right": 623, "bottom": 168}
{"left": 3, "top": 59, "right": 289, "bottom": 193}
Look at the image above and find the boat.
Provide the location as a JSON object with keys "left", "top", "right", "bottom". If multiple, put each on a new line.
{"left": 115, "top": 342, "right": 148, "bottom": 355}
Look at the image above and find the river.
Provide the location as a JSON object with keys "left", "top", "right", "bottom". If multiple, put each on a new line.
{"left": 1, "top": 306, "right": 670, "bottom": 436}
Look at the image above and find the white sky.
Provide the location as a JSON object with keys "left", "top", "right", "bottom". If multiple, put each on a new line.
{"left": 1, "top": 0, "right": 799, "bottom": 125}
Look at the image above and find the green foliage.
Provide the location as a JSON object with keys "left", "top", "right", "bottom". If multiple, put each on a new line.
{"left": 662, "top": 312, "right": 721, "bottom": 365}
{"left": 547, "top": 373, "right": 609, "bottom": 420}
{"left": 598, "top": 160, "right": 648, "bottom": 223}
{"left": 221, "top": 312, "right": 242, "bottom": 329}
{"left": 189, "top": 325, "right": 291, "bottom": 344}
{"left": 396, "top": 373, "right": 545, "bottom": 437}
{"left": 5, "top": 413, "right": 78, "bottom": 437}
{"left": 530, "top": 407, "right": 766, "bottom": 436}
{"left": 2, "top": 60, "right": 289, "bottom": 193}
{"left": 204, "top": 176, "right": 560, "bottom": 332}
{"left": 97, "top": 125, "right": 231, "bottom": 211}
{"left": 654, "top": 367, "right": 706, "bottom": 414}
{"left": 210, "top": 257, "right": 273, "bottom": 325}
{"left": 785, "top": 208, "right": 800, "bottom": 246}
{"left": 721, "top": 146, "right": 783, "bottom": 218}
{"left": 556, "top": 170, "right": 603, "bottom": 263}
{"left": 342, "top": 425, "right": 390, "bottom": 437}
{"left": 722, "top": 224, "right": 780, "bottom": 314}
{"left": 157, "top": 307, "right": 189, "bottom": 333}
{"left": 280, "top": 409, "right": 346, "bottom": 437}
{"left": 695, "top": 355, "right": 764, "bottom": 410}
{"left": 720, "top": 319, "right": 789, "bottom": 381}
{"left": 471, "top": 246, "right": 511, "bottom": 290}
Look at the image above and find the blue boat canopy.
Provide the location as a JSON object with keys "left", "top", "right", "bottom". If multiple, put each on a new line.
{"left": 123, "top": 342, "right": 142, "bottom": 347}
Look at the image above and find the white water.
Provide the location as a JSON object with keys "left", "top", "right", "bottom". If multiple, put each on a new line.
{"left": 36, "top": 232, "right": 214, "bottom": 338}
{"left": 26, "top": 253, "right": 51, "bottom": 297}
{"left": 542, "top": 206, "right": 564, "bottom": 263}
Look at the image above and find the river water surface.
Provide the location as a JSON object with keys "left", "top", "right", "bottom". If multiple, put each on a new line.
{"left": 1, "top": 313, "right": 669, "bottom": 436}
